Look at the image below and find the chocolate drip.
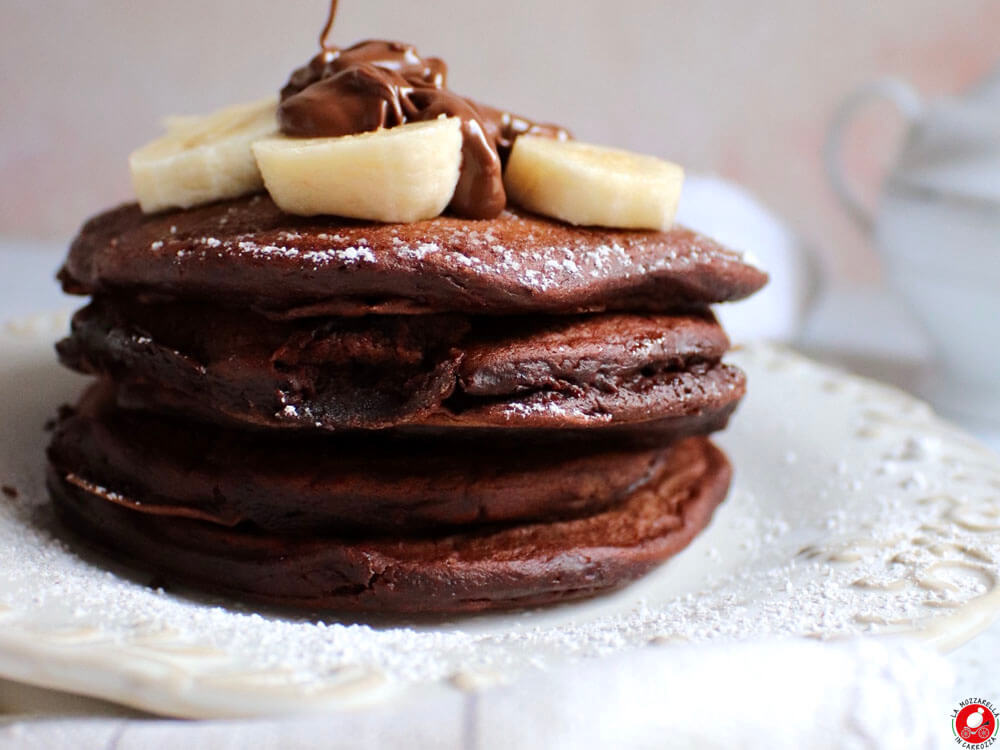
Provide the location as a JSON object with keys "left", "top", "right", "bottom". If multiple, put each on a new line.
{"left": 319, "top": 0, "right": 339, "bottom": 53}
{"left": 279, "top": 34, "right": 568, "bottom": 219}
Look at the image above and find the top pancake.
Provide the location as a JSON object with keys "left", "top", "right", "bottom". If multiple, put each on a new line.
{"left": 59, "top": 194, "right": 767, "bottom": 317}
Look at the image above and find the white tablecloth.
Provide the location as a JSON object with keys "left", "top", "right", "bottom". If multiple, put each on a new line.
{"left": 0, "top": 640, "right": 957, "bottom": 749}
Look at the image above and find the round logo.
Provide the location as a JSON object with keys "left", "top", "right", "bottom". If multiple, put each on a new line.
{"left": 953, "top": 700, "right": 998, "bottom": 746}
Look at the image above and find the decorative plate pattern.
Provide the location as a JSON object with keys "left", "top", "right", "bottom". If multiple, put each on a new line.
{"left": 0, "top": 313, "right": 998, "bottom": 718}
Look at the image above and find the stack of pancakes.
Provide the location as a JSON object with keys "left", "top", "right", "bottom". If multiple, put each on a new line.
{"left": 48, "top": 195, "right": 766, "bottom": 613}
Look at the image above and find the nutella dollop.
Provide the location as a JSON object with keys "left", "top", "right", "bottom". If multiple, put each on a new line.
{"left": 278, "top": 3, "right": 568, "bottom": 219}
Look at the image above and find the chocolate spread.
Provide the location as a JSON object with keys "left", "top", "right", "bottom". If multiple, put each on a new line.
{"left": 278, "top": 0, "right": 568, "bottom": 219}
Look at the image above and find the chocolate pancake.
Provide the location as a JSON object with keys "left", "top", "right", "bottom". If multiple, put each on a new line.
{"left": 59, "top": 195, "right": 767, "bottom": 318}
{"left": 48, "top": 436, "right": 730, "bottom": 614}
{"left": 49, "top": 384, "right": 676, "bottom": 534}
{"left": 58, "top": 299, "right": 743, "bottom": 436}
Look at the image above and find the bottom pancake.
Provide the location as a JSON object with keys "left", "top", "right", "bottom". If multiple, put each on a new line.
{"left": 48, "top": 437, "right": 731, "bottom": 614}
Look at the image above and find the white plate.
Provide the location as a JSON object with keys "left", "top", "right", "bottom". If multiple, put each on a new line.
{"left": 1, "top": 313, "right": 999, "bottom": 718}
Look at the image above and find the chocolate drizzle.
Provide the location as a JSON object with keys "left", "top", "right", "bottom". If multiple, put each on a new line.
{"left": 278, "top": 3, "right": 568, "bottom": 219}
{"left": 319, "top": 0, "right": 340, "bottom": 53}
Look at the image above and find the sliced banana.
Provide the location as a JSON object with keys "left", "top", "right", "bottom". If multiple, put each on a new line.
{"left": 129, "top": 97, "right": 278, "bottom": 214}
{"left": 252, "top": 117, "right": 463, "bottom": 223}
{"left": 504, "top": 135, "right": 684, "bottom": 231}
{"left": 161, "top": 113, "right": 202, "bottom": 134}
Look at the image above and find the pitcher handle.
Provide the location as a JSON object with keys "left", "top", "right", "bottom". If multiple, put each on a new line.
{"left": 824, "top": 78, "right": 923, "bottom": 232}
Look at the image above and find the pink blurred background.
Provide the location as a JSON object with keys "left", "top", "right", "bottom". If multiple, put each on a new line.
{"left": 1, "top": 0, "right": 997, "bottom": 281}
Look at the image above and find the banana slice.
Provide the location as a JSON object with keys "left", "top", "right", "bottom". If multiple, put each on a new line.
{"left": 161, "top": 113, "right": 202, "bottom": 134}
{"left": 252, "top": 117, "right": 463, "bottom": 223}
{"left": 129, "top": 97, "right": 278, "bottom": 214}
{"left": 504, "top": 135, "right": 684, "bottom": 230}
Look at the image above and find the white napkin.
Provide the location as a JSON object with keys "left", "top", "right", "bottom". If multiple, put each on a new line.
{"left": 677, "top": 176, "right": 817, "bottom": 343}
{"left": 0, "top": 638, "right": 953, "bottom": 749}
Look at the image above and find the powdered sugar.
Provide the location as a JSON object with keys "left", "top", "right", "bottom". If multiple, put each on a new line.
{"left": 231, "top": 239, "right": 376, "bottom": 266}
{"left": 165, "top": 213, "right": 742, "bottom": 300}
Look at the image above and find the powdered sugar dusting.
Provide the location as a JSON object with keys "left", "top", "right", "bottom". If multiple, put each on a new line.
{"left": 230, "top": 238, "right": 377, "bottom": 266}
{"left": 158, "top": 212, "right": 746, "bottom": 301}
